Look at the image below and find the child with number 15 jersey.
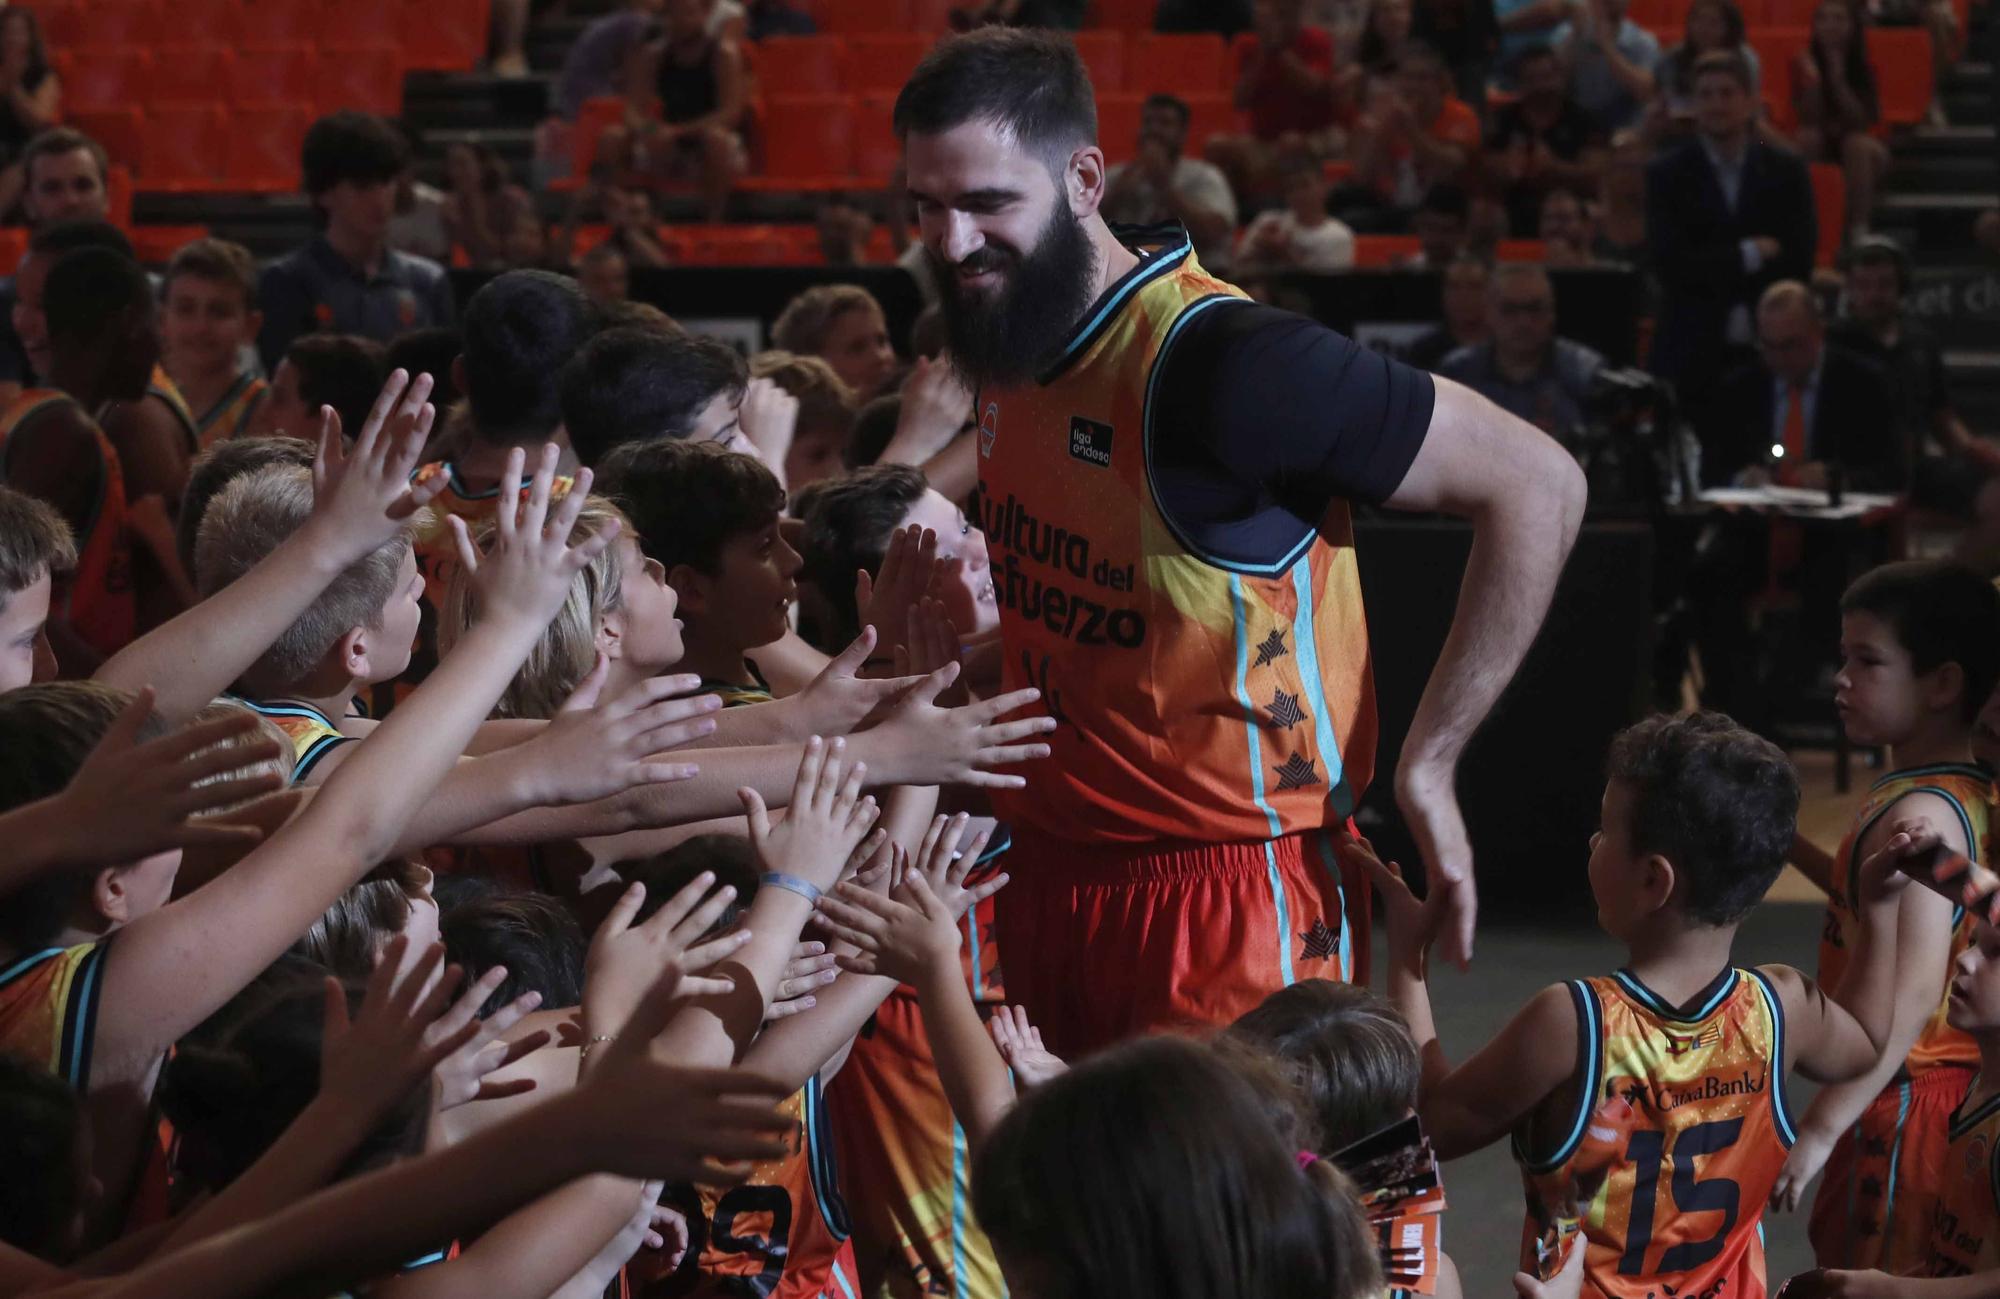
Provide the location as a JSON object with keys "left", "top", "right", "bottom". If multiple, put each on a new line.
{"left": 1367, "top": 712, "right": 1905, "bottom": 1299}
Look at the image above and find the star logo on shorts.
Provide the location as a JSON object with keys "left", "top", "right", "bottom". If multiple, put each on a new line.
{"left": 1859, "top": 1175, "right": 1885, "bottom": 1200}
{"left": 1299, "top": 918, "right": 1340, "bottom": 961}
{"left": 1253, "top": 629, "right": 1288, "bottom": 668}
{"left": 1274, "top": 752, "right": 1320, "bottom": 790}
{"left": 1268, "top": 688, "right": 1306, "bottom": 729}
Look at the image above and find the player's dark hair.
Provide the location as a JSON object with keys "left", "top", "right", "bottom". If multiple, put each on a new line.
{"left": 301, "top": 110, "right": 409, "bottom": 200}
{"left": 461, "top": 270, "right": 599, "bottom": 448}
{"left": 177, "top": 436, "right": 316, "bottom": 576}
{"left": 285, "top": 334, "right": 388, "bottom": 441}
{"left": 597, "top": 437, "right": 785, "bottom": 576}
{"left": 0, "top": 1050, "right": 83, "bottom": 1257}
{"left": 975, "top": 1034, "right": 1383, "bottom": 1299}
{"left": 1229, "top": 979, "right": 1420, "bottom": 1156}
{"left": 794, "top": 464, "right": 929, "bottom": 650}
{"left": 28, "top": 217, "right": 132, "bottom": 261}
{"left": 1841, "top": 560, "right": 2000, "bottom": 722}
{"left": 559, "top": 327, "right": 748, "bottom": 467}
{"left": 44, "top": 246, "right": 148, "bottom": 346}
{"left": 441, "top": 890, "right": 588, "bottom": 1016}
{"left": 615, "top": 834, "right": 761, "bottom": 937}
{"left": 1605, "top": 711, "right": 1799, "bottom": 926}
{"left": 895, "top": 28, "right": 1098, "bottom": 173}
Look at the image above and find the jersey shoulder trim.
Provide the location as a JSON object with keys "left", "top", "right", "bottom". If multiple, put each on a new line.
{"left": 1744, "top": 966, "right": 1799, "bottom": 1148}
{"left": 1515, "top": 978, "right": 1602, "bottom": 1173}
{"left": 1036, "top": 225, "right": 1193, "bottom": 385}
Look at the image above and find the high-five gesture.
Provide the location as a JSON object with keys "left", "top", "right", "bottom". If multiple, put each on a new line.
{"left": 309, "top": 368, "right": 445, "bottom": 546}
{"left": 583, "top": 873, "right": 749, "bottom": 1055}
{"left": 857, "top": 667, "right": 1052, "bottom": 790}
{"left": 741, "top": 736, "right": 882, "bottom": 893}
{"left": 450, "top": 446, "right": 616, "bottom": 628}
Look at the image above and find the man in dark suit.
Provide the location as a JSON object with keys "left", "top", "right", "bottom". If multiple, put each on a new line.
{"left": 1646, "top": 50, "right": 1816, "bottom": 395}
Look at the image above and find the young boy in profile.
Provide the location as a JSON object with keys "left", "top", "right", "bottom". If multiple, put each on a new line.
{"left": 1366, "top": 711, "right": 1905, "bottom": 1299}
{"left": 0, "top": 484, "right": 75, "bottom": 692}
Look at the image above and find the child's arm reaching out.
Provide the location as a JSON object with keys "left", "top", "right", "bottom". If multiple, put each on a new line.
{"left": 1776, "top": 1268, "right": 2000, "bottom": 1299}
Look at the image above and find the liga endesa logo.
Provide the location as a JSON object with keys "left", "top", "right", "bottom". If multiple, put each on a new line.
{"left": 979, "top": 401, "right": 999, "bottom": 458}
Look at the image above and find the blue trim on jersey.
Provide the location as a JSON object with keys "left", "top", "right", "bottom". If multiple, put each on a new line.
{"left": 965, "top": 899, "right": 985, "bottom": 1002}
{"left": 1847, "top": 782, "right": 1983, "bottom": 912}
{"left": 1228, "top": 574, "right": 1284, "bottom": 840}
{"left": 1518, "top": 979, "right": 1603, "bottom": 1173}
{"left": 828, "top": 1257, "right": 858, "bottom": 1299}
{"left": 400, "top": 1249, "right": 450, "bottom": 1271}
{"left": 1287, "top": 560, "right": 1345, "bottom": 792}
{"left": 1312, "top": 831, "right": 1351, "bottom": 981}
{"left": 1882, "top": 1078, "right": 1914, "bottom": 1242}
{"left": 0, "top": 947, "right": 64, "bottom": 987}
{"left": 444, "top": 463, "right": 502, "bottom": 501}
{"left": 1612, "top": 966, "right": 1738, "bottom": 1023}
{"left": 60, "top": 943, "right": 105, "bottom": 1089}
{"left": 1265, "top": 839, "right": 1296, "bottom": 988}
{"left": 803, "top": 1075, "right": 852, "bottom": 1241}
{"left": 950, "top": 1119, "right": 972, "bottom": 1299}
{"left": 1949, "top": 1090, "right": 2000, "bottom": 1140}
{"left": 1038, "top": 227, "right": 1192, "bottom": 384}
{"left": 1746, "top": 967, "right": 1799, "bottom": 1148}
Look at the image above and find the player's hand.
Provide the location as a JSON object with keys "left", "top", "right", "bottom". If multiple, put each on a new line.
{"left": 737, "top": 376, "right": 800, "bottom": 488}
{"left": 1346, "top": 832, "right": 1430, "bottom": 975}
{"left": 855, "top": 525, "right": 938, "bottom": 663}
{"left": 910, "top": 812, "right": 1006, "bottom": 920}
{"left": 988, "top": 1005, "right": 1067, "bottom": 1088}
{"left": 309, "top": 368, "right": 445, "bottom": 563}
{"left": 583, "top": 875, "right": 748, "bottom": 1048}
{"left": 789, "top": 628, "right": 922, "bottom": 733}
{"left": 1855, "top": 817, "right": 1928, "bottom": 908}
{"left": 881, "top": 356, "right": 974, "bottom": 466}
{"left": 893, "top": 598, "right": 967, "bottom": 708}
{"left": 450, "top": 445, "right": 612, "bottom": 629}
{"left": 47, "top": 689, "right": 285, "bottom": 866}
{"left": 320, "top": 937, "right": 485, "bottom": 1122}
{"left": 858, "top": 666, "right": 1053, "bottom": 789}
{"left": 1397, "top": 759, "right": 1477, "bottom": 968}
{"left": 1768, "top": 1126, "right": 1836, "bottom": 1212}
{"left": 1514, "top": 1227, "right": 1589, "bottom": 1299}
{"left": 815, "top": 870, "right": 962, "bottom": 985}
{"left": 427, "top": 972, "right": 550, "bottom": 1114}
{"left": 515, "top": 673, "right": 718, "bottom": 807}
{"left": 1777, "top": 1270, "right": 1907, "bottom": 1299}
{"left": 741, "top": 736, "right": 881, "bottom": 893}
{"left": 767, "top": 941, "right": 840, "bottom": 1020}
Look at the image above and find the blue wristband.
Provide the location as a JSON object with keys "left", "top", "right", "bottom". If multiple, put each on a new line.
{"left": 761, "top": 872, "right": 823, "bottom": 904}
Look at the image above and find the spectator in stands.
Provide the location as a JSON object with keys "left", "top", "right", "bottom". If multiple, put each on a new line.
{"left": 489, "top": 0, "right": 535, "bottom": 77}
{"left": 1339, "top": 43, "right": 1480, "bottom": 230}
{"left": 0, "top": 9, "right": 59, "bottom": 220}
{"left": 750, "top": 351, "right": 858, "bottom": 492}
{"left": 1405, "top": 253, "right": 1492, "bottom": 369}
{"left": 258, "top": 112, "right": 455, "bottom": 375}
{"left": 1207, "top": 0, "right": 1345, "bottom": 199}
{"left": 1646, "top": 51, "right": 1815, "bottom": 391}
{"left": 248, "top": 334, "right": 389, "bottom": 444}
{"left": 1407, "top": 181, "right": 1473, "bottom": 267}
{"left": 1832, "top": 237, "right": 1983, "bottom": 504}
{"left": 1344, "top": 0, "right": 1416, "bottom": 98}
{"left": 389, "top": 163, "right": 453, "bottom": 265}
{"left": 1442, "top": 263, "right": 1603, "bottom": 439}
{"left": 1236, "top": 156, "right": 1357, "bottom": 270}
{"left": 1413, "top": 0, "right": 1498, "bottom": 103}
{"left": 1488, "top": 46, "right": 1609, "bottom": 236}
{"left": 954, "top": 0, "right": 1089, "bottom": 26}
{"left": 552, "top": 0, "right": 663, "bottom": 124}
{"left": 815, "top": 198, "right": 877, "bottom": 266}
{"left": 1492, "top": 0, "right": 1572, "bottom": 88}
{"left": 744, "top": 0, "right": 816, "bottom": 38}
{"left": 0, "top": 129, "right": 110, "bottom": 403}
{"left": 772, "top": 285, "right": 898, "bottom": 403}
{"left": 1591, "top": 128, "right": 1650, "bottom": 262}
{"left": 1155, "top": 0, "right": 1255, "bottom": 34}
{"left": 1553, "top": 0, "right": 1660, "bottom": 133}
{"left": 161, "top": 238, "right": 267, "bottom": 449}
{"left": 599, "top": 184, "right": 672, "bottom": 268}
{"left": 1539, "top": 187, "right": 1597, "bottom": 265}
{"left": 442, "top": 143, "right": 537, "bottom": 271}
{"left": 1650, "top": 0, "right": 1762, "bottom": 130}
{"left": 1793, "top": 0, "right": 1889, "bottom": 241}
{"left": 1875, "top": 0, "right": 1961, "bottom": 124}
{"left": 577, "top": 244, "right": 631, "bottom": 306}
{"left": 615, "top": 0, "right": 749, "bottom": 224}
{"left": 1101, "top": 95, "right": 1241, "bottom": 272}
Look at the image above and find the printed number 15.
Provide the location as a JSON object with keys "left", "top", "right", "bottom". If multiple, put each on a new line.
{"left": 1618, "top": 1117, "right": 1745, "bottom": 1276}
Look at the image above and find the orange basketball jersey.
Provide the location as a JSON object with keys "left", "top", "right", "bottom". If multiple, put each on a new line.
{"left": 147, "top": 364, "right": 201, "bottom": 456}
{"left": 0, "top": 389, "right": 135, "bottom": 658}
{"left": 1518, "top": 968, "right": 1796, "bottom": 1299}
{"left": 193, "top": 373, "right": 269, "bottom": 449}
{"left": 1927, "top": 1083, "right": 2000, "bottom": 1277}
{"left": 974, "top": 229, "right": 1375, "bottom": 845}
{"left": 0, "top": 942, "right": 109, "bottom": 1088}
{"left": 1818, "top": 764, "right": 1993, "bottom": 1075}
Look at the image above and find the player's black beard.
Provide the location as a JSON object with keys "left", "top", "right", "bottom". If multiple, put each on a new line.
{"left": 932, "top": 200, "right": 1100, "bottom": 390}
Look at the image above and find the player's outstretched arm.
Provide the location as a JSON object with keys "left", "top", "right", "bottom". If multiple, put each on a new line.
{"left": 1379, "top": 376, "right": 1589, "bottom": 970}
{"left": 1779, "top": 1269, "right": 2000, "bottom": 1299}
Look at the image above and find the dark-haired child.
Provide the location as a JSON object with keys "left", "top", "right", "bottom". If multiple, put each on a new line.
{"left": 1781, "top": 560, "right": 2000, "bottom": 1274}
{"left": 1369, "top": 711, "right": 1905, "bottom": 1299}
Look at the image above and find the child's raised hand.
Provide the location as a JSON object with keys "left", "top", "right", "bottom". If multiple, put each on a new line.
{"left": 1855, "top": 816, "right": 1929, "bottom": 907}
{"left": 766, "top": 941, "right": 840, "bottom": 1020}
{"left": 814, "top": 871, "right": 961, "bottom": 986}
{"left": 309, "top": 369, "right": 445, "bottom": 551}
{"left": 740, "top": 736, "right": 881, "bottom": 893}
{"left": 1769, "top": 1127, "right": 1836, "bottom": 1213}
{"left": 840, "top": 829, "right": 893, "bottom": 891}
{"left": 855, "top": 525, "right": 939, "bottom": 658}
{"left": 520, "top": 673, "right": 720, "bottom": 806}
{"left": 319, "top": 937, "right": 484, "bottom": 1121}
{"left": 584, "top": 875, "right": 747, "bottom": 1042}
{"left": 911, "top": 812, "right": 1006, "bottom": 920}
{"left": 894, "top": 598, "right": 966, "bottom": 707}
{"left": 450, "top": 446, "right": 614, "bottom": 628}
{"left": 988, "top": 1005, "right": 1067, "bottom": 1088}
{"left": 866, "top": 667, "right": 1053, "bottom": 789}
{"left": 1345, "top": 832, "right": 1429, "bottom": 971}
{"left": 427, "top": 976, "right": 550, "bottom": 1113}
{"left": 790, "top": 629, "right": 921, "bottom": 734}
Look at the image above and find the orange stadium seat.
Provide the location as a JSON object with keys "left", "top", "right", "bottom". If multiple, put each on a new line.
{"left": 1182, "top": 92, "right": 1237, "bottom": 152}
{"left": 1809, "top": 161, "right": 1844, "bottom": 263}
{"left": 64, "top": 48, "right": 151, "bottom": 110}
{"left": 19, "top": 1, "right": 81, "bottom": 50}
{"left": 322, "top": 0, "right": 402, "bottom": 43}
{"left": 760, "top": 94, "right": 856, "bottom": 186}
{"left": 756, "top": 36, "right": 849, "bottom": 96}
{"left": 139, "top": 102, "right": 228, "bottom": 191}
{"left": 1869, "top": 27, "right": 1932, "bottom": 126}
{"left": 1128, "top": 33, "right": 1230, "bottom": 96}
{"left": 569, "top": 95, "right": 632, "bottom": 176}
{"left": 1496, "top": 238, "right": 1550, "bottom": 261}
{"left": 169, "top": 0, "right": 248, "bottom": 42}
{"left": 66, "top": 107, "right": 144, "bottom": 174}
{"left": 239, "top": 0, "right": 321, "bottom": 44}
{"left": 908, "top": 0, "right": 964, "bottom": 30}
{"left": 1352, "top": 234, "right": 1422, "bottom": 266}
{"left": 147, "top": 43, "right": 236, "bottom": 104}
{"left": 1073, "top": 30, "right": 1127, "bottom": 93}
{"left": 819, "top": 0, "right": 911, "bottom": 34}
{"left": 230, "top": 43, "right": 317, "bottom": 105}
{"left": 0, "top": 228, "right": 27, "bottom": 272}
{"left": 847, "top": 34, "right": 931, "bottom": 92}
{"left": 105, "top": 162, "right": 134, "bottom": 227}
{"left": 855, "top": 90, "right": 901, "bottom": 183}
{"left": 1096, "top": 93, "right": 1144, "bottom": 162}
{"left": 225, "top": 101, "right": 313, "bottom": 192}
{"left": 673, "top": 223, "right": 800, "bottom": 265}
{"left": 1092, "top": 0, "right": 1158, "bottom": 30}
{"left": 403, "top": 0, "right": 492, "bottom": 72}
{"left": 1748, "top": 27, "right": 1810, "bottom": 128}
{"left": 315, "top": 43, "right": 404, "bottom": 116}
{"left": 72, "top": 0, "right": 160, "bottom": 46}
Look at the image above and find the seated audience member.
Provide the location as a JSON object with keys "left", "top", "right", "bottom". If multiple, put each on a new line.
{"left": 577, "top": 244, "right": 631, "bottom": 306}
{"left": 161, "top": 239, "right": 268, "bottom": 450}
{"left": 1206, "top": 0, "right": 1345, "bottom": 197}
{"left": 1488, "top": 46, "right": 1609, "bottom": 236}
{"left": 1413, "top": 0, "right": 1499, "bottom": 102}
{"left": 1408, "top": 181, "right": 1474, "bottom": 267}
{"left": 1340, "top": 43, "right": 1480, "bottom": 231}
{"left": 1100, "top": 94, "right": 1242, "bottom": 271}
{"left": 1236, "top": 157, "right": 1358, "bottom": 270}
{"left": 561, "top": 325, "right": 750, "bottom": 467}
{"left": 609, "top": 0, "right": 750, "bottom": 223}
{"left": 1832, "top": 238, "right": 1991, "bottom": 508}
{"left": 1405, "top": 253, "right": 1492, "bottom": 370}
{"left": 1591, "top": 129, "right": 1649, "bottom": 262}
{"left": 815, "top": 197, "right": 877, "bottom": 266}
{"left": 749, "top": 351, "right": 858, "bottom": 494}
{"left": 388, "top": 161, "right": 452, "bottom": 265}
{"left": 1538, "top": 187, "right": 1597, "bottom": 265}
{"left": 550, "top": 0, "right": 662, "bottom": 125}
{"left": 440, "top": 142, "right": 537, "bottom": 271}
{"left": 0, "top": 8, "right": 60, "bottom": 218}
{"left": 772, "top": 284, "right": 899, "bottom": 403}
{"left": 1793, "top": 0, "right": 1889, "bottom": 241}
{"left": 249, "top": 335, "right": 389, "bottom": 443}
{"left": 0, "top": 484, "right": 73, "bottom": 692}
{"left": 1553, "top": 0, "right": 1660, "bottom": 133}
{"left": 1701, "top": 280, "right": 1899, "bottom": 490}
{"left": 258, "top": 112, "right": 455, "bottom": 374}
{"left": 1650, "top": 0, "right": 1762, "bottom": 126}
{"left": 1492, "top": 0, "right": 1571, "bottom": 86}
{"left": 1351, "top": 0, "right": 1417, "bottom": 84}
{"left": 1442, "top": 263, "right": 1604, "bottom": 440}
{"left": 600, "top": 184, "right": 672, "bottom": 269}
{"left": 0, "top": 128, "right": 112, "bottom": 404}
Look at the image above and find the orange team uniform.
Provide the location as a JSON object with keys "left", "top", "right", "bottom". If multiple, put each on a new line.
{"left": 146, "top": 364, "right": 202, "bottom": 455}
{"left": 1518, "top": 967, "right": 1797, "bottom": 1299}
{"left": 191, "top": 373, "right": 269, "bottom": 449}
{"left": 234, "top": 696, "right": 357, "bottom": 785}
{"left": 647, "top": 1075, "right": 859, "bottom": 1299}
{"left": 974, "top": 223, "right": 1429, "bottom": 1053}
{"left": 1810, "top": 763, "right": 1993, "bottom": 1273}
{"left": 0, "top": 389, "right": 135, "bottom": 658}
{"left": 1925, "top": 1082, "right": 2000, "bottom": 1278}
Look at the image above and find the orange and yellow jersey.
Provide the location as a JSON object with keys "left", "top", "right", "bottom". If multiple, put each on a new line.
{"left": 192, "top": 373, "right": 269, "bottom": 449}
{"left": 1818, "top": 763, "right": 1993, "bottom": 1075}
{"left": 704, "top": 664, "right": 777, "bottom": 710}
{"left": 0, "top": 941, "right": 109, "bottom": 1088}
{"left": 973, "top": 224, "right": 1430, "bottom": 845}
{"left": 1517, "top": 967, "right": 1796, "bottom": 1299}
{"left": 657, "top": 1075, "right": 858, "bottom": 1299}
{"left": 233, "top": 696, "right": 355, "bottom": 784}
{"left": 0, "top": 388, "right": 135, "bottom": 657}
{"left": 147, "top": 364, "right": 201, "bottom": 457}
{"left": 1926, "top": 1082, "right": 2000, "bottom": 1277}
